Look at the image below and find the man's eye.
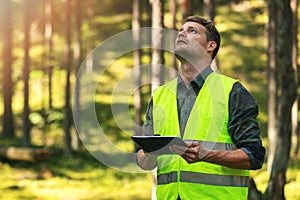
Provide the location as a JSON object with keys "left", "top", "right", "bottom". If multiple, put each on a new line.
{"left": 190, "top": 29, "right": 197, "bottom": 34}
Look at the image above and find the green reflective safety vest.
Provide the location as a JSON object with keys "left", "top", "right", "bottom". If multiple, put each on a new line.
{"left": 153, "top": 72, "right": 250, "bottom": 200}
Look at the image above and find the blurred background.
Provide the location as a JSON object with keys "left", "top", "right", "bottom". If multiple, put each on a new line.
{"left": 0, "top": 0, "right": 299, "bottom": 199}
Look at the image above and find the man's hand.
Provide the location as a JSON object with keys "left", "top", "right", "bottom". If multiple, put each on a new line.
{"left": 169, "top": 141, "right": 252, "bottom": 169}
{"left": 169, "top": 141, "right": 210, "bottom": 163}
{"left": 137, "top": 149, "right": 159, "bottom": 170}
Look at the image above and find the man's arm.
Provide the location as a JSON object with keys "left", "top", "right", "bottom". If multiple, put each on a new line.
{"left": 228, "top": 83, "right": 266, "bottom": 170}
{"left": 137, "top": 149, "right": 158, "bottom": 170}
{"left": 200, "top": 148, "right": 251, "bottom": 169}
{"left": 169, "top": 141, "right": 251, "bottom": 169}
{"left": 136, "top": 98, "right": 158, "bottom": 170}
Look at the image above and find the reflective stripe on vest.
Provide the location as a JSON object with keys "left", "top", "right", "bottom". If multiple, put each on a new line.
{"left": 153, "top": 72, "right": 250, "bottom": 199}
{"left": 158, "top": 171, "right": 249, "bottom": 187}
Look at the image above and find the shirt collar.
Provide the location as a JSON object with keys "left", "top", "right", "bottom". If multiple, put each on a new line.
{"left": 178, "top": 66, "right": 214, "bottom": 89}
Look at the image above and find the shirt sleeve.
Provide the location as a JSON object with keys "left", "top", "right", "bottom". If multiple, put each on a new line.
{"left": 228, "top": 82, "right": 266, "bottom": 170}
{"left": 136, "top": 98, "right": 154, "bottom": 152}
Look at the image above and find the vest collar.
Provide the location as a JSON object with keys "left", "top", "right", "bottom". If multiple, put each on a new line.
{"left": 178, "top": 66, "right": 213, "bottom": 88}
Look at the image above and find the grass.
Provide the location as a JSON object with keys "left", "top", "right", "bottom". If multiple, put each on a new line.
{"left": 1, "top": 138, "right": 299, "bottom": 199}
{"left": 0, "top": 146, "right": 153, "bottom": 200}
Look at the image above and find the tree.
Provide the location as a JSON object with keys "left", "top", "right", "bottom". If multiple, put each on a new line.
{"left": 2, "top": 0, "right": 15, "bottom": 138}
{"left": 150, "top": 0, "right": 165, "bottom": 93}
{"left": 203, "top": 0, "right": 219, "bottom": 71}
{"left": 22, "top": 0, "right": 33, "bottom": 147}
{"left": 132, "top": 0, "right": 142, "bottom": 137}
{"left": 63, "top": 0, "right": 73, "bottom": 156}
{"left": 72, "top": 0, "right": 83, "bottom": 151}
{"left": 45, "top": 0, "right": 54, "bottom": 109}
{"left": 180, "top": 0, "right": 192, "bottom": 20}
{"left": 290, "top": 0, "right": 298, "bottom": 157}
{"left": 266, "top": 0, "right": 277, "bottom": 172}
{"left": 204, "top": 0, "right": 215, "bottom": 20}
{"left": 249, "top": 0, "right": 297, "bottom": 199}
{"left": 169, "top": 0, "right": 178, "bottom": 79}
{"left": 265, "top": 0, "right": 297, "bottom": 199}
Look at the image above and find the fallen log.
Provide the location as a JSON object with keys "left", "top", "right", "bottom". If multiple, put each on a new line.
{"left": 0, "top": 147, "right": 50, "bottom": 162}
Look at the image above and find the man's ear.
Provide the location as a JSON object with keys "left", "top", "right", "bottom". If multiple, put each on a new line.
{"left": 207, "top": 41, "right": 217, "bottom": 51}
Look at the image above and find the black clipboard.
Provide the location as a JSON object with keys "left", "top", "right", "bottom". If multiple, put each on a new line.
{"left": 132, "top": 136, "right": 187, "bottom": 154}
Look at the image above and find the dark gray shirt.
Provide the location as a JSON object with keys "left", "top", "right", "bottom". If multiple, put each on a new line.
{"left": 143, "top": 67, "right": 265, "bottom": 170}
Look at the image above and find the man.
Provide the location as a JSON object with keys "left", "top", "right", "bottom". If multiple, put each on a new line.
{"left": 137, "top": 16, "right": 265, "bottom": 200}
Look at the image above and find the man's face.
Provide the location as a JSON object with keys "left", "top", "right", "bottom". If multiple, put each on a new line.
{"left": 175, "top": 21, "right": 211, "bottom": 62}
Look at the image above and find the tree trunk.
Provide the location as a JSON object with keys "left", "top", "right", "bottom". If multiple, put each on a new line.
{"left": 45, "top": 0, "right": 54, "bottom": 109}
{"left": 265, "top": 0, "right": 297, "bottom": 199}
{"left": 169, "top": 0, "right": 178, "bottom": 79}
{"left": 203, "top": 0, "right": 219, "bottom": 69}
{"left": 22, "top": 0, "right": 32, "bottom": 147}
{"left": 63, "top": 0, "right": 73, "bottom": 156}
{"left": 290, "top": 0, "right": 299, "bottom": 157}
{"left": 204, "top": 0, "right": 215, "bottom": 20}
{"left": 180, "top": 0, "right": 192, "bottom": 20}
{"left": 0, "top": 147, "right": 50, "bottom": 162}
{"left": 2, "top": 0, "right": 15, "bottom": 138}
{"left": 248, "top": 177, "right": 265, "bottom": 200}
{"left": 132, "top": 0, "right": 142, "bottom": 138}
{"left": 150, "top": 0, "right": 164, "bottom": 93}
{"left": 72, "top": 0, "right": 82, "bottom": 151}
{"left": 266, "top": 0, "right": 278, "bottom": 172}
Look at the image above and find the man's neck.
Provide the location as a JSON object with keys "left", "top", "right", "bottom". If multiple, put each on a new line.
{"left": 179, "top": 61, "right": 209, "bottom": 83}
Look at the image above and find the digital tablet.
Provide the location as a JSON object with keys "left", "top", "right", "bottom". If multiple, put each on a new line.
{"left": 132, "top": 136, "right": 187, "bottom": 154}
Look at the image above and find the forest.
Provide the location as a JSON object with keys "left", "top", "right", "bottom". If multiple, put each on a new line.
{"left": 0, "top": 0, "right": 299, "bottom": 199}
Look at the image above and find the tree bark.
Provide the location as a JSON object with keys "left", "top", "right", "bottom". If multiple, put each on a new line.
{"left": 203, "top": 0, "right": 219, "bottom": 69}
{"left": 45, "top": 0, "right": 54, "bottom": 109}
{"left": 72, "top": 0, "right": 83, "bottom": 151}
{"left": 180, "top": 0, "right": 192, "bottom": 20}
{"left": 2, "top": 0, "right": 15, "bottom": 138}
{"left": 63, "top": 0, "right": 73, "bottom": 156}
{"left": 132, "top": 0, "right": 142, "bottom": 138}
{"left": 0, "top": 147, "right": 50, "bottom": 162}
{"left": 169, "top": 0, "right": 178, "bottom": 79}
{"left": 265, "top": 0, "right": 297, "bottom": 199}
{"left": 204, "top": 0, "right": 215, "bottom": 20}
{"left": 290, "top": 0, "right": 299, "bottom": 157}
{"left": 266, "top": 0, "right": 278, "bottom": 172}
{"left": 22, "top": 0, "right": 32, "bottom": 147}
{"left": 248, "top": 177, "right": 265, "bottom": 200}
{"left": 150, "top": 0, "right": 165, "bottom": 93}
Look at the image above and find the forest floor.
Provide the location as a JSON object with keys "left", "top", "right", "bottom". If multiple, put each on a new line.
{"left": 0, "top": 144, "right": 153, "bottom": 200}
{"left": 0, "top": 140, "right": 299, "bottom": 200}
{"left": 1, "top": 117, "right": 300, "bottom": 200}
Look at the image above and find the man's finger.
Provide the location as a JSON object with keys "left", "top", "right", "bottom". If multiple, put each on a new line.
{"left": 169, "top": 145, "right": 188, "bottom": 155}
{"left": 185, "top": 141, "right": 200, "bottom": 147}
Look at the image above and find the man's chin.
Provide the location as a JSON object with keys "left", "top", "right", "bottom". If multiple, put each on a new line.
{"left": 174, "top": 52, "right": 186, "bottom": 62}
{"left": 174, "top": 49, "right": 192, "bottom": 62}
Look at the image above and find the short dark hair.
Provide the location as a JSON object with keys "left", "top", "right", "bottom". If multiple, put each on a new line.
{"left": 183, "top": 16, "right": 221, "bottom": 60}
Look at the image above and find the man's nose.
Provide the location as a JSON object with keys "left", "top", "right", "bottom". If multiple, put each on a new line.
{"left": 178, "top": 29, "right": 187, "bottom": 38}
